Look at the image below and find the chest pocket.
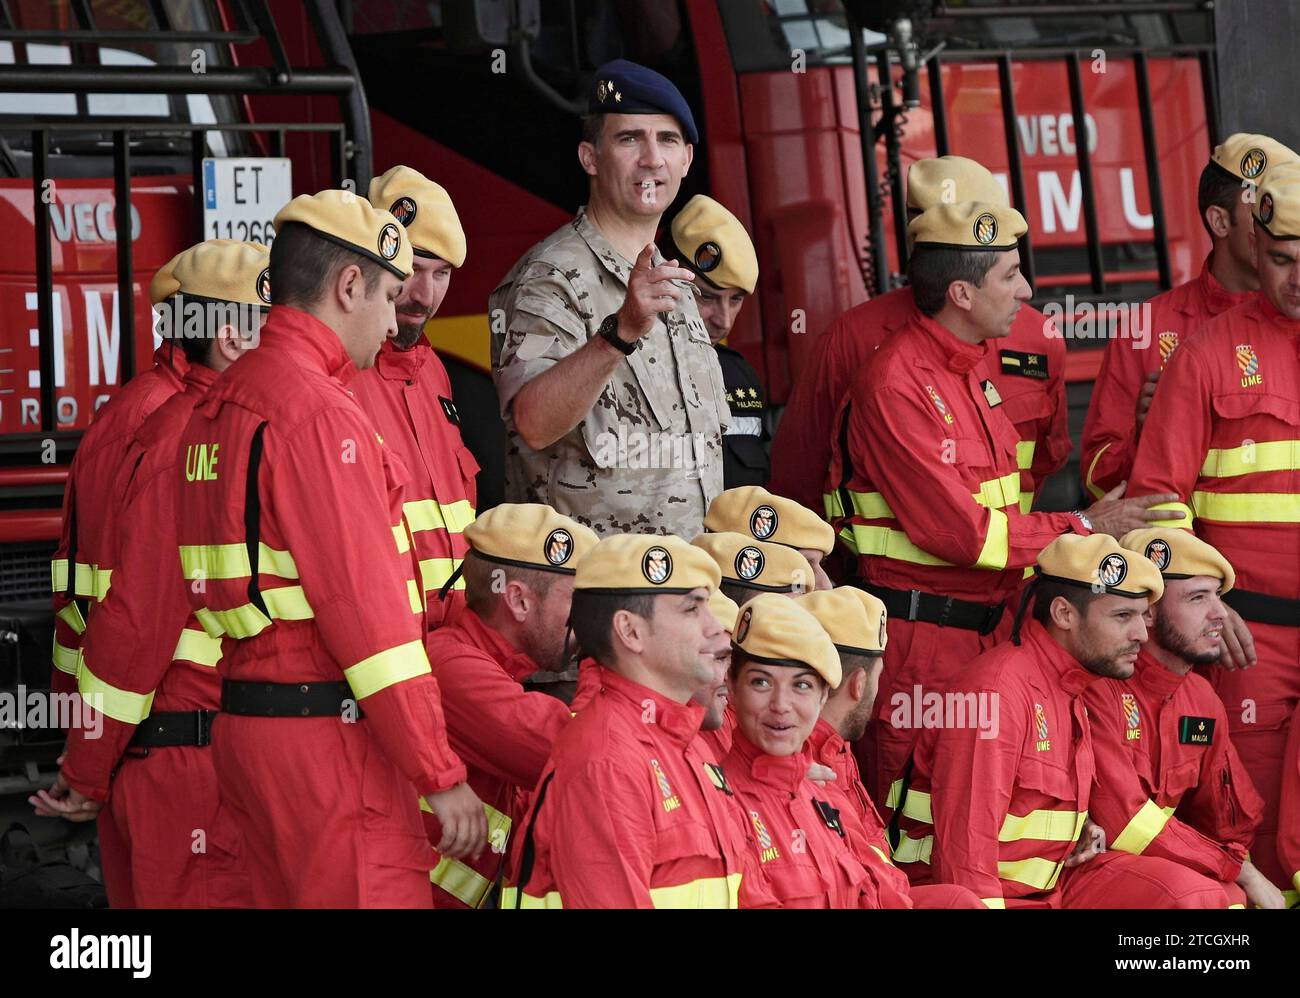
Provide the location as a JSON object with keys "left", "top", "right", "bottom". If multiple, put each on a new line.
{"left": 686, "top": 314, "right": 732, "bottom": 432}
{"left": 1160, "top": 759, "right": 1202, "bottom": 805}
{"left": 455, "top": 445, "right": 480, "bottom": 507}
{"left": 760, "top": 854, "right": 832, "bottom": 908}
{"left": 1016, "top": 755, "right": 1078, "bottom": 805}
{"left": 1210, "top": 391, "right": 1300, "bottom": 432}
{"left": 998, "top": 387, "right": 1052, "bottom": 439}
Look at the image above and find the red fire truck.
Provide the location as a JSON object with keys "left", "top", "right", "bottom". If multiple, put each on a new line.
{"left": 0, "top": 0, "right": 1218, "bottom": 827}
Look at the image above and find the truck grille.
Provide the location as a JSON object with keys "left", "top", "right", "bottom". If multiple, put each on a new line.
{"left": 0, "top": 542, "right": 56, "bottom": 602}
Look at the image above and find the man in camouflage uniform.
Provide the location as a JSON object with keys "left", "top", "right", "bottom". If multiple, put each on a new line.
{"left": 490, "top": 59, "right": 728, "bottom": 538}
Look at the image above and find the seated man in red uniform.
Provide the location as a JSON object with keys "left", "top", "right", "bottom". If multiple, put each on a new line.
{"left": 422, "top": 503, "right": 598, "bottom": 907}
{"left": 704, "top": 486, "right": 836, "bottom": 591}
{"left": 506, "top": 534, "right": 775, "bottom": 908}
{"left": 894, "top": 534, "right": 1235, "bottom": 908}
{"left": 32, "top": 241, "right": 267, "bottom": 907}
{"left": 1084, "top": 527, "right": 1278, "bottom": 907}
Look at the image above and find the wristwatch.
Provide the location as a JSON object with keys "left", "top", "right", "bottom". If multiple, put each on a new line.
{"left": 597, "top": 313, "right": 637, "bottom": 356}
{"left": 1072, "top": 510, "right": 1094, "bottom": 532}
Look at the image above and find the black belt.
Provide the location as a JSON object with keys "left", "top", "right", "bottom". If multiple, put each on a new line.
{"left": 220, "top": 679, "right": 359, "bottom": 718}
{"left": 128, "top": 710, "right": 217, "bottom": 749}
{"left": 856, "top": 583, "right": 1005, "bottom": 635}
{"left": 1223, "top": 588, "right": 1300, "bottom": 628}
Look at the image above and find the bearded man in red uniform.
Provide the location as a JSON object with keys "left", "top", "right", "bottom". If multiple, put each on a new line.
{"left": 32, "top": 241, "right": 266, "bottom": 908}
{"left": 1129, "top": 161, "right": 1300, "bottom": 897}
{"left": 173, "top": 190, "right": 485, "bottom": 907}
{"left": 351, "top": 166, "right": 478, "bottom": 628}
{"left": 829, "top": 200, "right": 1176, "bottom": 805}
{"left": 421, "top": 503, "right": 597, "bottom": 907}
{"left": 1084, "top": 528, "right": 1279, "bottom": 907}
{"left": 772, "top": 156, "right": 1070, "bottom": 518}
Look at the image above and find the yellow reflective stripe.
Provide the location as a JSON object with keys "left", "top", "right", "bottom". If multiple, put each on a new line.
{"left": 77, "top": 655, "right": 155, "bottom": 724}
{"left": 982, "top": 897, "right": 1007, "bottom": 909}
{"left": 1162, "top": 805, "right": 1176, "bottom": 818}
{"left": 1084, "top": 443, "right": 1110, "bottom": 501}
{"left": 420, "top": 557, "right": 464, "bottom": 593}
{"left": 1191, "top": 491, "right": 1300, "bottom": 523}
{"left": 172, "top": 628, "right": 222, "bottom": 667}
{"left": 1149, "top": 500, "right": 1193, "bottom": 529}
{"left": 193, "top": 585, "right": 314, "bottom": 639}
{"left": 848, "top": 490, "right": 895, "bottom": 520}
{"left": 973, "top": 508, "right": 1010, "bottom": 570}
{"left": 886, "top": 778, "right": 904, "bottom": 809}
{"left": 52, "top": 639, "right": 80, "bottom": 676}
{"left": 997, "top": 855, "right": 1064, "bottom": 891}
{"left": 892, "top": 834, "right": 933, "bottom": 864}
{"left": 392, "top": 523, "right": 411, "bottom": 555}
{"left": 823, "top": 491, "right": 845, "bottom": 520}
{"left": 972, "top": 472, "right": 1021, "bottom": 510}
{"left": 1019, "top": 493, "right": 1033, "bottom": 515}
{"left": 838, "top": 526, "right": 859, "bottom": 556}
{"left": 884, "top": 781, "right": 932, "bottom": 823}
{"left": 1284, "top": 887, "right": 1299, "bottom": 908}
{"left": 1016, "top": 439, "right": 1035, "bottom": 471}
{"left": 499, "top": 887, "right": 564, "bottom": 909}
{"left": 344, "top": 639, "right": 430, "bottom": 700}
{"left": 1200, "top": 440, "right": 1300, "bottom": 478}
{"left": 92, "top": 567, "right": 111, "bottom": 600}
{"left": 1112, "top": 798, "right": 1170, "bottom": 855}
{"left": 649, "top": 872, "right": 743, "bottom": 909}
{"left": 408, "top": 579, "right": 425, "bottom": 614}
{"left": 55, "top": 561, "right": 111, "bottom": 600}
{"left": 56, "top": 602, "right": 86, "bottom": 636}
{"left": 178, "top": 542, "right": 299, "bottom": 581}
{"left": 999, "top": 809, "right": 1087, "bottom": 843}
{"left": 849, "top": 525, "right": 950, "bottom": 566}
{"left": 404, "top": 498, "right": 475, "bottom": 535}
{"left": 429, "top": 856, "right": 493, "bottom": 907}
{"left": 51, "top": 558, "right": 68, "bottom": 592}
{"left": 868, "top": 844, "right": 894, "bottom": 866}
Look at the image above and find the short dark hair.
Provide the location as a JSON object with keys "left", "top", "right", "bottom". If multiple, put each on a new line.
{"left": 569, "top": 589, "right": 656, "bottom": 664}
{"left": 1030, "top": 580, "right": 1103, "bottom": 627}
{"left": 719, "top": 580, "right": 759, "bottom": 607}
{"left": 580, "top": 114, "right": 606, "bottom": 147}
{"left": 1197, "top": 161, "right": 1246, "bottom": 238}
{"left": 907, "top": 245, "right": 1000, "bottom": 316}
{"left": 269, "top": 221, "right": 389, "bottom": 309}
{"left": 461, "top": 551, "right": 560, "bottom": 616}
{"left": 157, "top": 295, "right": 261, "bottom": 365}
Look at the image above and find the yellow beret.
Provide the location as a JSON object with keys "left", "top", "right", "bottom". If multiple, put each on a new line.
{"left": 463, "top": 503, "right": 598, "bottom": 575}
{"left": 368, "top": 165, "right": 467, "bottom": 268}
{"left": 797, "top": 587, "right": 888, "bottom": 656}
{"left": 704, "top": 486, "right": 834, "bottom": 556}
{"left": 909, "top": 201, "right": 1027, "bottom": 251}
{"left": 708, "top": 589, "right": 741, "bottom": 633}
{"left": 1119, "top": 528, "right": 1234, "bottom": 594}
{"left": 1254, "top": 160, "right": 1300, "bottom": 240}
{"left": 907, "top": 156, "right": 1007, "bottom": 212}
{"left": 150, "top": 239, "right": 271, "bottom": 308}
{"left": 671, "top": 195, "right": 758, "bottom": 294}
{"left": 733, "top": 593, "right": 841, "bottom": 689}
{"left": 1211, "top": 132, "right": 1299, "bottom": 185}
{"left": 1035, "top": 534, "right": 1164, "bottom": 602}
{"left": 575, "top": 533, "right": 720, "bottom": 595}
{"left": 274, "top": 189, "right": 412, "bottom": 279}
{"left": 690, "top": 532, "right": 811, "bottom": 594}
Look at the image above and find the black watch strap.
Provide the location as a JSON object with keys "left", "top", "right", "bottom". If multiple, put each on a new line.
{"left": 597, "top": 313, "right": 637, "bottom": 355}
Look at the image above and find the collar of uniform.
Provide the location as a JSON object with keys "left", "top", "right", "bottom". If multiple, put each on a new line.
{"left": 805, "top": 717, "right": 845, "bottom": 763}
{"left": 373, "top": 337, "right": 431, "bottom": 382}
{"left": 890, "top": 288, "right": 923, "bottom": 331}
{"left": 181, "top": 361, "right": 219, "bottom": 395}
{"left": 459, "top": 606, "right": 542, "bottom": 683}
{"left": 1022, "top": 618, "right": 1103, "bottom": 696}
{"left": 729, "top": 727, "right": 809, "bottom": 793}
{"left": 152, "top": 342, "right": 189, "bottom": 388}
{"left": 1134, "top": 649, "right": 1184, "bottom": 698}
{"left": 596, "top": 665, "right": 705, "bottom": 747}
{"left": 1195, "top": 252, "right": 1255, "bottom": 316}
{"left": 574, "top": 205, "right": 664, "bottom": 288}
{"left": 913, "top": 311, "right": 988, "bottom": 374}
{"left": 262, "top": 305, "right": 357, "bottom": 383}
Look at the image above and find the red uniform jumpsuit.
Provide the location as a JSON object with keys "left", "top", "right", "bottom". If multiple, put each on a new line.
{"left": 50, "top": 346, "right": 188, "bottom": 696}
{"left": 827, "top": 311, "right": 1086, "bottom": 804}
{"left": 1084, "top": 652, "right": 1260, "bottom": 904}
{"left": 772, "top": 287, "right": 1069, "bottom": 515}
{"left": 349, "top": 339, "right": 478, "bottom": 628}
{"left": 895, "top": 619, "right": 1232, "bottom": 908}
{"left": 505, "top": 666, "right": 775, "bottom": 908}
{"left": 1129, "top": 294, "right": 1300, "bottom": 889}
{"left": 1080, "top": 255, "right": 1253, "bottom": 498}
{"left": 421, "top": 605, "right": 571, "bottom": 907}
{"left": 175, "top": 306, "right": 466, "bottom": 908}
{"left": 60, "top": 363, "right": 247, "bottom": 908}
{"left": 722, "top": 729, "right": 910, "bottom": 908}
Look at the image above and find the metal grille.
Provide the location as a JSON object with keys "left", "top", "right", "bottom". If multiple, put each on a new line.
{"left": 0, "top": 542, "right": 56, "bottom": 602}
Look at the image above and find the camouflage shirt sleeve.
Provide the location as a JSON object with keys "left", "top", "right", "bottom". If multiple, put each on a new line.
{"left": 493, "top": 261, "right": 593, "bottom": 414}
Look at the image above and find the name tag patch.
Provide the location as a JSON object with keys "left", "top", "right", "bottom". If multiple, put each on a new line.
{"left": 439, "top": 395, "right": 461, "bottom": 426}
{"left": 1000, "top": 349, "right": 1049, "bottom": 380}
{"left": 1178, "top": 716, "right": 1215, "bottom": 745}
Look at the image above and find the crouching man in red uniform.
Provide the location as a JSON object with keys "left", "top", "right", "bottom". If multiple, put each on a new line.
{"left": 422, "top": 503, "right": 597, "bottom": 907}
{"left": 32, "top": 241, "right": 267, "bottom": 907}
{"left": 352, "top": 166, "right": 479, "bottom": 627}
{"left": 175, "top": 191, "right": 486, "bottom": 907}
{"left": 1084, "top": 527, "right": 1279, "bottom": 907}
{"left": 506, "top": 534, "right": 776, "bottom": 908}
{"left": 894, "top": 534, "right": 1234, "bottom": 908}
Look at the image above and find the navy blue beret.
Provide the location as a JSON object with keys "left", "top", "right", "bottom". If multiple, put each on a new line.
{"left": 588, "top": 58, "right": 699, "bottom": 145}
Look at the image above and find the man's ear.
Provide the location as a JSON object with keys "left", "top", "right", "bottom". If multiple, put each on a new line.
{"left": 610, "top": 608, "right": 648, "bottom": 656}
{"left": 1048, "top": 595, "right": 1077, "bottom": 631}
{"left": 1204, "top": 204, "right": 1232, "bottom": 240}
{"left": 335, "top": 263, "right": 364, "bottom": 313}
{"left": 213, "top": 324, "right": 246, "bottom": 366}
{"left": 681, "top": 142, "right": 694, "bottom": 178}
{"left": 947, "top": 279, "right": 976, "bottom": 314}
{"left": 578, "top": 141, "right": 598, "bottom": 178}
{"left": 849, "top": 667, "right": 869, "bottom": 703}
{"left": 502, "top": 579, "right": 531, "bottom": 624}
